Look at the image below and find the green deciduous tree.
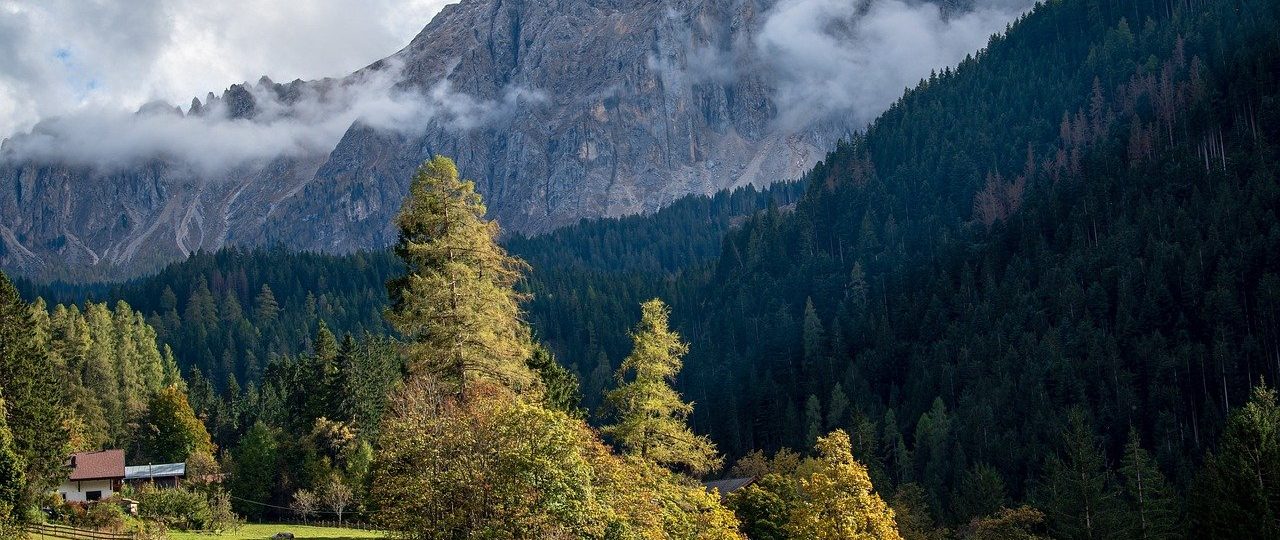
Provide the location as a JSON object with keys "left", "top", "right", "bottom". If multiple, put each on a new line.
{"left": 958, "top": 506, "right": 1050, "bottom": 540}
{"left": 372, "top": 378, "right": 607, "bottom": 539}
{"left": 228, "top": 421, "right": 278, "bottom": 521}
{"left": 138, "top": 385, "right": 214, "bottom": 463}
{"left": 604, "top": 299, "right": 720, "bottom": 475}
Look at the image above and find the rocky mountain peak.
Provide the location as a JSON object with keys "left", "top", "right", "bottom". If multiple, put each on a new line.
{"left": 2, "top": 0, "right": 967, "bottom": 281}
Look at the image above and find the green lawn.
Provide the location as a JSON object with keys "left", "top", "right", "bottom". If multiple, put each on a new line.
{"left": 167, "top": 523, "right": 384, "bottom": 539}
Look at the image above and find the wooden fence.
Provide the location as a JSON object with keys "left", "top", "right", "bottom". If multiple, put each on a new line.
{"left": 22, "top": 523, "right": 136, "bottom": 540}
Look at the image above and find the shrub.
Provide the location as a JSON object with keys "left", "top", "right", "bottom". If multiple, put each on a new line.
{"left": 138, "top": 487, "right": 209, "bottom": 530}
{"left": 206, "top": 490, "right": 241, "bottom": 532}
{"left": 80, "top": 500, "right": 126, "bottom": 532}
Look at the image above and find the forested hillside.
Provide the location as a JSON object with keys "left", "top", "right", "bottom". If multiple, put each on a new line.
{"left": 18, "top": 182, "right": 802, "bottom": 408}
{"left": 669, "top": 0, "right": 1280, "bottom": 535}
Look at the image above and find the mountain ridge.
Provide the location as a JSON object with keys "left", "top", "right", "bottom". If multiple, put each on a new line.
{"left": 1, "top": 0, "right": 852, "bottom": 281}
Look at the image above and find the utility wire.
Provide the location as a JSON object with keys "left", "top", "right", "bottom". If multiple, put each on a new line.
{"left": 226, "top": 493, "right": 368, "bottom": 515}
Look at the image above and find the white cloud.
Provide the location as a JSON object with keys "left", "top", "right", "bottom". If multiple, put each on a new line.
{"left": 0, "top": 0, "right": 455, "bottom": 138}
{"left": 0, "top": 58, "right": 546, "bottom": 175}
{"left": 757, "top": 0, "right": 1034, "bottom": 130}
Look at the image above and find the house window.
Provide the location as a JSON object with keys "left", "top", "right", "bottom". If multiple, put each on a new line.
{"left": 86, "top": 491, "right": 102, "bottom": 501}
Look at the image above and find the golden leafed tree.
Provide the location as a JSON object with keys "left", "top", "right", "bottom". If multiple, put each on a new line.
{"left": 788, "top": 430, "right": 903, "bottom": 540}
{"left": 603, "top": 299, "right": 720, "bottom": 475}
{"left": 386, "top": 156, "right": 535, "bottom": 397}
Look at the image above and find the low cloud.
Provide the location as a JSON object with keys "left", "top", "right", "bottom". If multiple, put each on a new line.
{"left": 0, "top": 0, "right": 455, "bottom": 139}
{"left": 0, "top": 59, "right": 545, "bottom": 175}
{"left": 758, "top": 0, "right": 1035, "bottom": 130}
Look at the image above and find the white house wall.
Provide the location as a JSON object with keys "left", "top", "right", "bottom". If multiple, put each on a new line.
{"left": 57, "top": 479, "right": 116, "bottom": 502}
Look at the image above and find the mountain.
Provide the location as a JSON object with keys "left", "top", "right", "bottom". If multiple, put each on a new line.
{"left": 0, "top": 0, "right": 849, "bottom": 281}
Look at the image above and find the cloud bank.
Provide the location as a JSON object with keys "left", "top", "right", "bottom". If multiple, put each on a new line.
{"left": 0, "top": 59, "right": 545, "bottom": 175}
{"left": 758, "top": 0, "right": 1035, "bottom": 129}
{"left": 0, "top": 0, "right": 454, "bottom": 139}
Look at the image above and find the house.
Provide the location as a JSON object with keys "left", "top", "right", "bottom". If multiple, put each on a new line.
{"left": 58, "top": 450, "right": 125, "bottom": 502}
{"left": 124, "top": 462, "right": 186, "bottom": 489}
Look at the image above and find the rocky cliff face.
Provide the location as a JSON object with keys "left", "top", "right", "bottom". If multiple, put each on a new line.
{"left": 1, "top": 0, "right": 845, "bottom": 281}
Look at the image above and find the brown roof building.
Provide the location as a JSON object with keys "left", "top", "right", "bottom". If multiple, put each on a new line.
{"left": 67, "top": 450, "right": 126, "bottom": 481}
{"left": 59, "top": 450, "right": 126, "bottom": 502}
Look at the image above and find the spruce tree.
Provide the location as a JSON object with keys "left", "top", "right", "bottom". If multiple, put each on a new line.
{"left": 0, "top": 271, "right": 65, "bottom": 500}
{"left": 804, "top": 394, "right": 823, "bottom": 449}
{"left": 386, "top": 156, "right": 534, "bottom": 397}
{"left": 1191, "top": 383, "right": 1280, "bottom": 537}
{"left": 254, "top": 284, "right": 280, "bottom": 326}
{"left": 526, "top": 343, "right": 583, "bottom": 416}
{"left": 827, "top": 383, "right": 850, "bottom": 431}
{"left": 1118, "top": 428, "right": 1179, "bottom": 540}
{"left": 1036, "top": 412, "right": 1125, "bottom": 540}
{"left": 0, "top": 391, "right": 25, "bottom": 521}
{"left": 603, "top": 299, "right": 720, "bottom": 474}
{"left": 802, "top": 297, "right": 825, "bottom": 389}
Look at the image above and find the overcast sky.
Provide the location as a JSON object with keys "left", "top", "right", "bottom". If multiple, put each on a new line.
{"left": 0, "top": 0, "right": 454, "bottom": 138}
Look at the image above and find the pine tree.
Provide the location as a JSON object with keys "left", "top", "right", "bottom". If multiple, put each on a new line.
{"left": 603, "top": 299, "right": 720, "bottom": 474}
{"left": 1118, "top": 428, "right": 1179, "bottom": 539}
{"left": 385, "top": 156, "right": 534, "bottom": 397}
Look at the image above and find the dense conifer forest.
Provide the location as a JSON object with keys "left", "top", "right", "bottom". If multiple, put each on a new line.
{"left": 5, "top": 0, "right": 1280, "bottom": 537}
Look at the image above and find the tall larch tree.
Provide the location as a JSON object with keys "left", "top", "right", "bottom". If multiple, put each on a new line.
{"left": 385, "top": 156, "right": 535, "bottom": 397}
{"left": 603, "top": 298, "right": 720, "bottom": 475}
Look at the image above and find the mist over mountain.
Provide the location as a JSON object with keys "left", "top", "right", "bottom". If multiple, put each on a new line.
{"left": 0, "top": 0, "right": 1031, "bottom": 281}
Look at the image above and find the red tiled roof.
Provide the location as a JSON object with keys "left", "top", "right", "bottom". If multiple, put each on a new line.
{"left": 67, "top": 450, "right": 125, "bottom": 481}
